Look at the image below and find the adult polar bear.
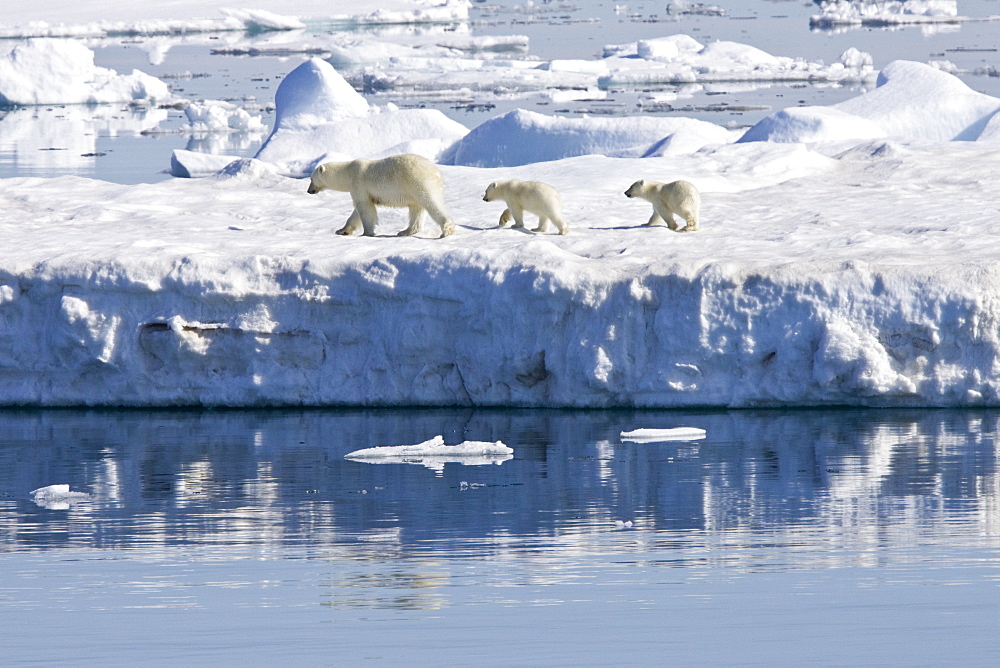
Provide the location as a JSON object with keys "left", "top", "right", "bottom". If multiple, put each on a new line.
{"left": 624, "top": 179, "right": 700, "bottom": 231}
{"left": 483, "top": 179, "right": 569, "bottom": 235}
{"left": 307, "top": 154, "right": 455, "bottom": 238}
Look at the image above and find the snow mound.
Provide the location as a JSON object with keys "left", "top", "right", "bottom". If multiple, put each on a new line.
{"left": 0, "top": 38, "right": 170, "bottom": 106}
{"left": 440, "top": 109, "right": 732, "bottom": 167}
{"left": 620, "top": 427, "right": 707, "bottom": 442}
{"left": 253, "top": 58, "right": 468, "bottom": 175}
{"left": 30, "top": 484, "right": 90, "bottom": 509}
{"left": 344, "top": 435, "right": 513, "bottom": 471}
{"left": 739, "top": 60, "right": 1000, "bottom": 144}
{"left": 738, "top": 107, "right": 886, "bottom": 144}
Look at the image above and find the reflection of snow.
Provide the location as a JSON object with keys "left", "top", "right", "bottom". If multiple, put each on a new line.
{"left": 0, "top": 105, "right": 168, "bottom": 174}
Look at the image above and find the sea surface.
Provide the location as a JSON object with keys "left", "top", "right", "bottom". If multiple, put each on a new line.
{"left": 1, "top": 407, "right": 997, "bottom": 664}
{"left": 2, "top": 0, "right": 1000, "bottom": 183}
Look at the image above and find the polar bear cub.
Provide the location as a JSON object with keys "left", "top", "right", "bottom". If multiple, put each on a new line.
{"left": 624, "top": 179, "right": 700, "bottom": 231}
{"left": 483, "top": 179, "right": 568, "bottom": 235}
{"left": 307, "top": 154, "right": 455, "bottom": 238}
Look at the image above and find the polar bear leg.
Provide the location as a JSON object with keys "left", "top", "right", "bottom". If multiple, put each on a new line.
{"left": 498, "top": 209, "right": 513, "bottom": 228}
{"left": 531, "top": 216, "right": 550, "bottom": 234}
{"left": 423, "top": 201, "right": 454, "bottom": 238}
{"left": 356, "top": 199, "right": 379, "bottom": 237}
{"left": 551, "top": 213, "right": 569, "bottom": 236}
{"left": 397, "top": 205, "right": 424, "bottom": 237}
{"left": 679, "top": 206, "right": 699, "bottom": 231}
{"left": 655, "top": 205, "right": 680, "bottom": 231}
{"left": 337, "top": 209, "right": 364, "bottom": 236}
{"left": 505, "top": 206, "right": 525, "bottom": 229}
{"left": 645, "top": 211, "right": 664, "bottom": 227}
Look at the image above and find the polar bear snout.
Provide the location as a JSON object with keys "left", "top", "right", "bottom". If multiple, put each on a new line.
{"left": 307, "top": 182, "right": 320, "bottom": 194}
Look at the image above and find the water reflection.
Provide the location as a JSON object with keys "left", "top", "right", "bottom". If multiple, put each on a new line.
{"left": 0, "top": 105, "right": 168, "bottom": 178}
{"left": 0, "top": 408, "right": 996, "bottom": 565}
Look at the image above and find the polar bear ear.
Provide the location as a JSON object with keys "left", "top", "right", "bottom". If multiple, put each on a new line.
{"left": 317, "top": 164, "right": 327, "bottom": 175}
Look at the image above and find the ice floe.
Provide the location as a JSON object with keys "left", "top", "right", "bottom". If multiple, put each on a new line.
{"left": 344, "top": 435, "right": 513, "bottom": 471}
{"left": 30, "top": 484, "right": 91, "bottom": 509}
{"left": 620, "top": 428, "right": 707, "bottom": 442}
{"left": 0, "top": 38, "right": 170, "bottom": 106}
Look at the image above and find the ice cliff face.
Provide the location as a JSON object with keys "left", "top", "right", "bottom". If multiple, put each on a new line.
{"left": 2, "top": 242, "right": 997, "bottom": 407}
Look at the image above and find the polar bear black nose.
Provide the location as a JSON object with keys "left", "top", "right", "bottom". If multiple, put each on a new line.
{"left": 307, "top": 184, "right": 318, "bottom": 194}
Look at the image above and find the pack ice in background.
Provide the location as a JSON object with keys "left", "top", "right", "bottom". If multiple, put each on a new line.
{"left": 1, "top": 0, "right": 1000, "bottom": 408}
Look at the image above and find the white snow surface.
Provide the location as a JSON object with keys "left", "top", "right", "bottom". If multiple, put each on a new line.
{"left": 2, "top": 29, "right": 1000, "bottom": 408}
{"left": 620, "top": 428, "right": 707, "bottom": 442}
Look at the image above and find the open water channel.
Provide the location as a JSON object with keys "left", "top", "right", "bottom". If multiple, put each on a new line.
{"left": 1, "top": 407, "right": 998, "bottom": 664}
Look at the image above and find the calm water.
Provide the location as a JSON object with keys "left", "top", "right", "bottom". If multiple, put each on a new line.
{"left": 3, "top": 0, "right": 1000, "bottom": 183}
{"left": 1, "top": 408, "right": 997, "bottom": 664}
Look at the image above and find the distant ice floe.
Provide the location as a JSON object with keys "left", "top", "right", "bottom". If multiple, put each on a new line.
{"left": 598, "top": 36, "right": 876, "bottom": 87}
{"left": 0, "top": 2, "right": 470, "bottom": 39}
{"left": 333, "top": 33, "right": 875, "bottom": 102}
{"left": 620, "top": 428, "right": 707, "bottom": 442}
{"left": 810, "top": 0, "right": 999, "bottom": 28}
{"left": 0, "top": 38, "right": 170, "bottom": 106}
{"left": 344, "top": 435, "right": 513, "bottom": 472}
{"left": 30, "top": 484, "right": 90, "bottom": 509}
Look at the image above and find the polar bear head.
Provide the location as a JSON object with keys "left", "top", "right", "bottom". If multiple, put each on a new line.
{"left": 483, "top": 182, "right": 499, "bottom": 202}
{"left": 624, "top": 180, "right": 647, "bottom": 198}
{"left": 307, "top": 161, "right": 355, "bottom": 195}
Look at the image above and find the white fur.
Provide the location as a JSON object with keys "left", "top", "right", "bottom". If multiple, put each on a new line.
{"left": 624, "top": 179, "right": 700, "bottom": 231}
{"left": 308, "top": 154, "right": 454, "bottom": 238}
{"left": 483, "top": 179, "right": 568, "bottom": 236}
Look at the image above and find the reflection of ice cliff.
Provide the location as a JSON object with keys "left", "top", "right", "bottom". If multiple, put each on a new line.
{"left": 1, "top": 409, "right": 995, "bottom": 567}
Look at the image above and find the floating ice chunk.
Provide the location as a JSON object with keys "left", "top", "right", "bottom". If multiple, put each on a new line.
{"left": 182, "top": 100, "right": 266, "bottom": 134}
{"left": 620, "top": 428, "right": 707, "bottom": 442}
{"left": 345, "top": 435, "right": 513, "bottom": 471}
{"left": 613, "top": 520, "right": 634, "bottom": 529}
{"left": 30, "top": 484, "right": 90, "bottom": 509}
{"left": 0, "top": 38, "right": 170, "bottom": 106}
